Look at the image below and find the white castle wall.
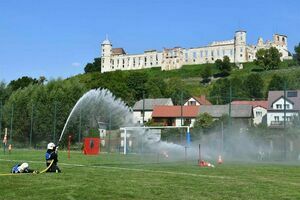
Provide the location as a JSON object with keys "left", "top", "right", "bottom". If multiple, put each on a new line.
{"left": 101, "top": 31, "right": 291, "bottom": 73}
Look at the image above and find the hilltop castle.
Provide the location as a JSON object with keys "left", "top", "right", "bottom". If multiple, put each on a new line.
{"left": 101, "top": 31, "right": 291, "bottom": 72}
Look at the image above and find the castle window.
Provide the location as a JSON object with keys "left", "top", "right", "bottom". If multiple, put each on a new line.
{"left": 200, "top": 51, "right": 203, "bottom": 58}
{"left": 205, "top": 50, "right": 208, "bottom": 57}
{"left": 240, "top": 48, "right": 243, "bottom": 52}
{"left": 211, "top": 51, "right": 214, "bottom": 57}
{"left": 240, "top": 54, "right": 243, "bottom": 57}
{"left": 193, "top": 52, "right": 197, "bottom": 59}
{"left": 230, "top": 49, "right": 233, "bottom": 56}
{"left": 217, "top": 50, "right": 219, "bottom": 57}
{"left": 222, "top": 50, "right": 225, "bottom": 56}
{"left": 185, "top": 53, "right": 188, "bottom": 62}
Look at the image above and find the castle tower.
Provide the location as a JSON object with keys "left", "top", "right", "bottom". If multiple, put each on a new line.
{"left": 234, "top": 30, "right": 247, "bottom": 64}
{"left": 273, "top": 34, "right": 287, "bottom": 49}
{"left": 101, "top": 36, "right": 112, "bottom": 72}
{"left": 273, "top": 34, "right": 288, "bottom": 59}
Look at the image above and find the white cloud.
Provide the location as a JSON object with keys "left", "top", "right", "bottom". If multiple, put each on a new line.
{"left": 71, "top": 62, "right": 81, "bottom": 67}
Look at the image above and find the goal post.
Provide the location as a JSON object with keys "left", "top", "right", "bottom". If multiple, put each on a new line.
{"left": 119, "top": 126, "right": 191, "bottom": 155}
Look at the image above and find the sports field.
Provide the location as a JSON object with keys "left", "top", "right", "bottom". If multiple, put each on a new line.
{"left": 0, "top": 149, "right": 299, "bottom": 200}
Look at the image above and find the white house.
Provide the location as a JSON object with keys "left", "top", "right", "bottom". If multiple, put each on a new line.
{"left": 132, "top": 98, "right": 173, "bottom": 124}
{"left": 267, "top": 90, "right": 300, "bottom": 128}
{"left": 184, "top": 95, "right": 212, "bottom": 106}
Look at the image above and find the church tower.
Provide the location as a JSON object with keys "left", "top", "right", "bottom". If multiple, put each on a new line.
{"left": 234, "top": 30, "right": 247, "bottom": 65}
{"left": 101, "top": 36, "right": 112, "bottom": 72}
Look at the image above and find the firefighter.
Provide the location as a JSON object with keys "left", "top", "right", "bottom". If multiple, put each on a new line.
{"left": 11, "top": 162, "right": 38, "bottom": 174}
{"left": 45, "top": 142, "right": 61, "bottom": 173}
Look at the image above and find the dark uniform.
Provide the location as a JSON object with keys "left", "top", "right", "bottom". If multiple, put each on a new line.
{"left": 45, "top": 144, "right": 61, "bottom": 173}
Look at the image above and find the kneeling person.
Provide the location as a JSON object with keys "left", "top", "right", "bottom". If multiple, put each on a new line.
{"left": 45, "top": 142, "right": 61, "bottom": 173}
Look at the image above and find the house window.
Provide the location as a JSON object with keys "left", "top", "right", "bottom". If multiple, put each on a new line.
{"left": 185, "top": 53, "right": 188, "bottom": 62}
{"left": 287, "top": 91, "right": 297, "bottom": 97}
{"left": 188, "top": 101, "right": 196, "bottom": 106}
{"left": 276, "top": 104, "right": 282, "bottom": 109}
{"left": 283, "top": 116, "right": 292, "bottom": 121}
{"left": 285, "top": 104, "right": 290, "bottom": 109}
{"left": 274, "top": 116, "right": 279, "bottom": 121}
{"left": 193, "top": 52, "right": 197, "bottom": 59}
{"left": 256, "top": 111, "right": 262, "bottom": 117}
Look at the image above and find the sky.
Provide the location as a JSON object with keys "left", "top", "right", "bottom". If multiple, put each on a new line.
{"left": 0, "top": 0, "right": 299, "bottom": 83}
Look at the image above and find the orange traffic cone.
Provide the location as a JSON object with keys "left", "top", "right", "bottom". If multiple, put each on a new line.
{"left": 218, "top": 155, "right": 223, "bottom": 164}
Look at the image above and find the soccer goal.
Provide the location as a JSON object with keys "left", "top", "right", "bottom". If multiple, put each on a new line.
{"left": 119, "top": 126, "right": 191, "bottom": 155}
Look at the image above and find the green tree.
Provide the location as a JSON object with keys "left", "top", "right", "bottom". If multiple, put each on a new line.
{"left": 127, "top": 71, "right": 149, "bottom": 100}
{"left": 194, "top": 113, "right": 214, "bottom": 129}
{"left": 8, "top": 76, "right": 38, "bottom": 92}
{"left": 200, "top": 65, "right": 212, "bottom": 83}
{"left": 255, "top": 47, "right": 282, "bottom": 70}
{"left": 294, "top": 43, "right": 300, "bottom": 65}
{"left": 145, "top": 77, "right": 166, "bottom": 98}
{"left": 84, "top": 58, "right": 101, "bottom": 73}
{"left": 215, "top": 56, "right": 231, "bottom": 76}
{"left": 165, "top": 77, "right": 190, "bottom": 105}
{"left": 243, "top": 73, "right": 264, "bottom": 99}
{"left": 209, "top": 78, "right": 231, "bottom": 104}
{"left": 268, "top": 74, "right": 285, "bottom": 91}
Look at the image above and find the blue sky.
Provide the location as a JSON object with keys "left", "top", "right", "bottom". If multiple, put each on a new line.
{"left": 0, "top": 0, "right": 299, "bottom": 83}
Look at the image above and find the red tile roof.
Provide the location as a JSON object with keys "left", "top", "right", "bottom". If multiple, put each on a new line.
{"left": 231, "top": 100, "right": 268, "bottom": 109}
{"left": 152, "top": 106, "right": 200, "bottom": 118}
{"left": 193, "top": 95, "right": 212, "bottom": 105}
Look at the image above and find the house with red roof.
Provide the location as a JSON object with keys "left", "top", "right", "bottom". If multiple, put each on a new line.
{"left": 152, "top": 105, "right": 200, "bottom": 127}
{"left": 184, "top": 95, "right": 212, "bottom": 106}
{"left": 231, "top": 100, "right": 268, "bottom": 125}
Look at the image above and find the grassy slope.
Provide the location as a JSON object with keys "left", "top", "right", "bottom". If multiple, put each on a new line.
{"left": 1, "top": 150, "right": 299, "bottom": 200}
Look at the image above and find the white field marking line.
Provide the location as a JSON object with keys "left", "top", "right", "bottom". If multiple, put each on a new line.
{"left": 0, "top": 159, "right": 229, "bottom": 179}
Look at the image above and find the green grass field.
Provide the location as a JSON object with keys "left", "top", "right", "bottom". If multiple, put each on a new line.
{"left": 0, "top": 149, "right": 300, "bottom": 200}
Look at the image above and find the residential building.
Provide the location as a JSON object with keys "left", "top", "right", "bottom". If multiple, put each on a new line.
{"left": 184, "top": 95, "right": 212, "bottom": 106}
{"left": 231, "top": 101, "right": 268, "bottom": 125}
{"left": 267, "top": 90, "right": 300, "bottom": 128}
{"left": 133, "top": 98, "right": 173, "bottom": 124}
{"left": 199, "top": 104, "right": 253, "bottom": 127}
{"left": 152, "top": 105, "right": 200, "bottom": 127}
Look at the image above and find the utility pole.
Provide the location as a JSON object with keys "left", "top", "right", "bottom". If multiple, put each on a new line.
{"left": 283, "top": 81, "right": 287, "bottom": 160}
{"left": 30, "top": 103, "right": 34, "bottom": 148}
{"left": 78, "top": 109, "right": 82, "bottom": 143}
{"left": 0, "top": 100, "right": 2, "bottom": 140}
{"left": 229, "top": 84, "right": 232, "bottom": 126}
{"left": 10, "top": 104, "right": 14, "bottom": 144}
{"left": 142, "top": 92, "right": 145, "bottom": 125}
{"left": 180, "top": 91, "right": 183, "bottom": 145}
{"left": 108, "top": 111, "right": 112, "bottom": 153}
{"left": 53, "top": 101, "right": 57, "bottom": 142}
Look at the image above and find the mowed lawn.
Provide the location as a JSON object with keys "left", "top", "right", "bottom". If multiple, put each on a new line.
{"left": 0, "top": 149, "right": 299, "bottom": 200}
